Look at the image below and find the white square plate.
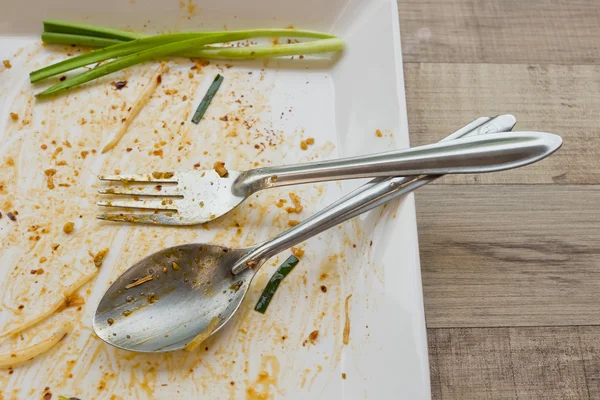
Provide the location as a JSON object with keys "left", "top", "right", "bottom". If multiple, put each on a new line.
{"left": 0, "top": 0, "right": 430, "bottom": 398}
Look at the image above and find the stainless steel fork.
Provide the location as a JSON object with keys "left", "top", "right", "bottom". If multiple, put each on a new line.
{"left": 97, "top": 121, "right": 561, "bottom": 225}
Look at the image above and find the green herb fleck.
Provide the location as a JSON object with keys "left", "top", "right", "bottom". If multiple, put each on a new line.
{"left": 191, "top": 74, "right": 224, "bottom": 124}
{"left": 254, "top": 255, "right": 299, "bottom": 314}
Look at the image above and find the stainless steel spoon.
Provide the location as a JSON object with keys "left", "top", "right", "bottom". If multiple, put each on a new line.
{"left": 93, "top": 129, "right": 562, "bottom": 352}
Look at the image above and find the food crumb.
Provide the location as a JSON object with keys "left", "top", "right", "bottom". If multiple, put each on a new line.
{"left": 308, "top": 330, "right": 319, "bottom": 343}
{"left": 343, "top": 294, "right": 352, "bottom": 345}
{"left": 93, "top": 248, "right": 110, "bottom": 268}
{"left": 214, "top": 161, "right": 229, "bottom": 177}
{"left": 342, "top": 372, "right": 347, "bottom": 379}
{"left": 320, "top": 285, "right": 327, "bottom": 293}
{"left": 63, "top": 221, "right": 75, "bottom": 234}
{"left": 65, "top": 292, "right": 85, "bottom": 308}
{"left": 291, "top": 247, "right": 304, "bottom": 258}
{"left": 2, "top": 59, "right": 12, "bottom": 69}
{"left": 112, "top": 80, "right": 127, "bottom": 90}
{"left": 300, "top": 137, "right": 315, "bottom": 150}
{"left": 275, "top": 199, "right": 287, "bottom": 208}
{"left": 9, "top": 112, "right": 18, "bottom": 120}
{"left": 286, "top": 192, "right": 303, "bottom": 213}
{"left": 375, "top": 129, "right": 383, "bottom": 137}
{"left": 125, "top": 275, "right": 153, "bottom": 289}
{"left": 288, "top": 220, "right": 300, "bottom": 227}
{"left": 7, "top": 212, "right": 16, "bottom": 221}
{"left": 44, "top": 168, "right": 57, "bottom": 190}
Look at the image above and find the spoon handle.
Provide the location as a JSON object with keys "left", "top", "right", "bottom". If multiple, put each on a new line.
{"left": 231, "top": 118, "right": 559, "bottom": 275}
{"left": 231, "top": 130, "right": 559, "bottom": 197}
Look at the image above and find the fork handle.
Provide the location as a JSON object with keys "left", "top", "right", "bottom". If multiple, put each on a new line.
{"left": 231, "top": 131, "right": 561, "bottom": 197}
{"left": 231, "top": 123, "right": 562, "bottom": 275}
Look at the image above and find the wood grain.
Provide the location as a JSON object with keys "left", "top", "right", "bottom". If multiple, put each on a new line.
{"left": 403, "top": 62, "right": 600, "bottom": 184}
{"left": 428, "top": 327, "right": 594, "bottom": 400}
{"left": 417, "top": 185, "right": 600, "bottom": 328}
{"left": 398, "top": 0, "right": 600, "bottom": 64}
{"left": 578, "top": 326, "right": 600, "bottom": 398}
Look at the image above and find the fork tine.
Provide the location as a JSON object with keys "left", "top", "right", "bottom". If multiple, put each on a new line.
{"left": 97, "top": 213, "right": 188, "bottom": 225}
{"left": 97, "top": 199, "right": 178, "bottom": 211}
{"left": 98, "top": 185, "right": 181, "bottom": 197}
{"left": 98, "top": 172, "right": 178, "bottom": 183}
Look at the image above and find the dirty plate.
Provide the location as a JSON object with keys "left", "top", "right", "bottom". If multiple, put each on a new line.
{"left": 0, "top": 0, "right": 429, "bottom": 398}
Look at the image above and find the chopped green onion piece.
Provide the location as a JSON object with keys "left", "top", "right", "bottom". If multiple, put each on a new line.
{"left": 43, "top": 20, "right": 144, "bottom": 41}
{"left": 41, "top": 32, "right": 125, "bottom": 48}
{"left": 191, "top": 74, "right": 224, "bottom": 124}
{"left": 254, "top": 255, "right": 299, "bottom": 314}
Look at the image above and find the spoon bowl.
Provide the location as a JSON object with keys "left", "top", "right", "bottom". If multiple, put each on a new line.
{"left": 93, "top": 244, "right": 256, "bottom": 352}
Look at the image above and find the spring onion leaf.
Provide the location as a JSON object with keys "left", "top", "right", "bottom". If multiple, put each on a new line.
{"left": 43, "top": 20, "right": 144, "bottom": 41}
{"left": 33, "top": 21, "right": 344, "bottom": 97}
{"left": 43, "top": 20, "right": 335, "bottom": 42}
{"left": 41, "top": 32, "right": 125, "bottom": 48}
{"left": 36, "top": 35, "right": 229, "bottom": 97}
{"left": 32, "top": 33, "right": 213, "bottom": 83}
{"left": 254, "top": 255, "right": 299, "bottom": 314}
{"left": 33, "top": 31, "right": 341, "bottom": 83}
{"left": 181, "top": 38, "right": 344, "bottom": 60}
{"left": 191, "top": 74, "right": 224, "bottom": 124}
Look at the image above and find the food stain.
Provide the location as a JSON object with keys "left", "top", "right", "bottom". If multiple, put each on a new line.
{"left": 245, "top": 355, "right": 280, "bottom": 400}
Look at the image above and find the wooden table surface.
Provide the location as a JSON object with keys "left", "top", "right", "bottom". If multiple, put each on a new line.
{"left": 396, "top": 1, "right": 599, "bottom": 398}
